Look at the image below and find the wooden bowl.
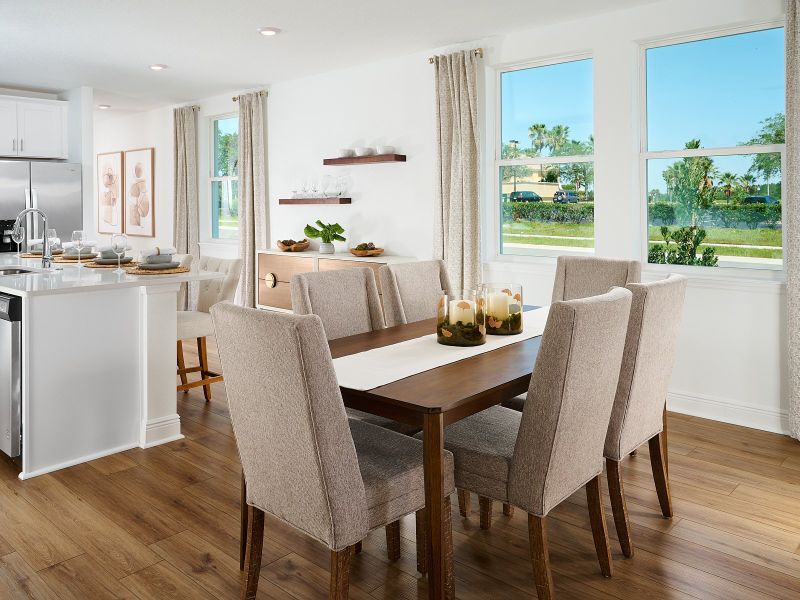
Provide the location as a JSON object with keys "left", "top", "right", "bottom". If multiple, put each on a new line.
{"left": 349, "top": 247, "right": 384, "bottom": 257}
{"left": 277, "top": 239, "right": 311, "bottom": 252}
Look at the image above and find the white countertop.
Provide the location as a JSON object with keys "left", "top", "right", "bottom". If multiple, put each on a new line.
{"left": 0, "top": 254, "right": 223, "bottom": 297}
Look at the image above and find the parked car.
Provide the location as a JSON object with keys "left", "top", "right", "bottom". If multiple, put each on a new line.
{"left": 742, "top": 195, "right": 780, "bottom": 205}
{"left": 509, "top": 191, "right": 542, "bottom": 202}
{"left": 553, "top": 190, "right": 580, "bottom": 203}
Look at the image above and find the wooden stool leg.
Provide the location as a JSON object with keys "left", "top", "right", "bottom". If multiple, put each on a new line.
{"left": 586, "top": 475, "right": 613, "bottom": 578}
{"left": 457, "top": 489, "right": 471, "bottom": 517}
{"left": 240, "top": 505, "right": 264, "bottom": 600}
{"left": 606, "top": 458, "right": 634, "bottom": 558}
{"left": 177, "top": 340, "right": 188, "bottom": 388}
{"left": 444, "top": 495, "right": 455, "bottom": 600}
{"left": 503, "top": 503, "right": 514, "bottom": 517}
{"left": 197, "top": 337, "right": 211, "bottom": 401}
{"left": 649, "top": 431, "right": 673, "bottom": 518}
{"left": 528, "top": 515, "right": 554, "bottom": 600}
{"left": 479, "top": 496, "right": 493, "bottom": 530}
{"left": 386, "top": 521, "right": 401, "bottom": 561}
{"left": 330, "top": 546, "right": 352, "bottom": 600}
{"left": 415, "top": 509, "right": 427, "bottom": 574}
{"left": 240, "top": 471, "right": 247, "bottom": 570}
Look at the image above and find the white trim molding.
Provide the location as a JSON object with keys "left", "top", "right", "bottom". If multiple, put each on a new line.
{"left": 668, "top": 390, "right": 790, "bottom": 435}
{"left": 142, "top": 414, "right": 184, "bottom": 448}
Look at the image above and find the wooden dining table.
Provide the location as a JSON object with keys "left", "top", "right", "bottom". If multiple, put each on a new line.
{"left": 328, "top": 312, "right": 543, "bottom": 600}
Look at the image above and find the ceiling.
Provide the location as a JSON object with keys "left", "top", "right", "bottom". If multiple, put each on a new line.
{"left": 1, "top": 0, "right": 657, "bottom": 112}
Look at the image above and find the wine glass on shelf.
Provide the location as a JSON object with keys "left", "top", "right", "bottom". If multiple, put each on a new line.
{"left": 71, "top": 230, "right": 85, "bottom": 268}
{"left": 11, "top": 226, "right": 24, "bottom": 260}
{"left": 111, "top": 233, "right": 128, "bottom": 274}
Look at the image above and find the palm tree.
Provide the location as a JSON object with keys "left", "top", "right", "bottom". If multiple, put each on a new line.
{"left": 739, "top": 173, "right": 756, "bottom": 195}
{"left": 719, "top": 172, "right": 736, "bottom": 205}
{"left": 547, "top": 125, "right": 570, "bottom": 155}
{"left": 528, "top": 124, "right": 547, "bottom": 155}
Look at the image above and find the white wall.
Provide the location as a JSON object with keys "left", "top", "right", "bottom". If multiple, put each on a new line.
{"left": 59, "top": 86, "right": 94, "bottom": 230}
{"left": 91, "top": 0, "right": 790, "bottom": 434}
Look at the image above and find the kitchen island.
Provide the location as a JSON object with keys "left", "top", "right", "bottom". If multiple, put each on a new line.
{"left": 0, "top": 254, "right": 224, "bottom": 479}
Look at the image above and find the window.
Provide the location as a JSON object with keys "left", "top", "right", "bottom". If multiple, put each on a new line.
{"left": 210, "top": 115, "right": 239, "bottom": 240}
{"left": 497, "top": 58, "right": 594, "bottom": 256}
{"left": 644, "top": 27, "right": 785, "bottom": 268}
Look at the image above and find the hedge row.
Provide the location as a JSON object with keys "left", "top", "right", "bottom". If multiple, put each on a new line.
{"left": 649, "top": 202, "right": 782, "bottom": 230}
{"left": 502, "top": 202, "right": 594, "bottom": 224}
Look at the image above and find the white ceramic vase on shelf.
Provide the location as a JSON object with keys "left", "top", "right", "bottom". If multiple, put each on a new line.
{"left": 319, "top": 242, "right": 335, "bottom": 254}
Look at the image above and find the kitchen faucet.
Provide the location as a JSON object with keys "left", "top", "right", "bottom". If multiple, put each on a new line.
{"left": 14, "top": 208, "right": 52, "bottom": 269}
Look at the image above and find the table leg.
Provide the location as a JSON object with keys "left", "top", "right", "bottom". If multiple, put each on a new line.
{"left": 423, "top": 412, "right": 446, "bottom": 600}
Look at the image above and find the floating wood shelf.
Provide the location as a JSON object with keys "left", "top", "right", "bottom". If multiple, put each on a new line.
{"left": 278, "top": 197, "right": 352, "bottom": 205}
{"left": 323, "top": 154, "right": 406, "bottom": 165}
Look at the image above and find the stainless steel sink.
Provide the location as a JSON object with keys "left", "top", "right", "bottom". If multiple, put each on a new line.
{"left": 0, "top": 267, "right": 33, "bottom": 276}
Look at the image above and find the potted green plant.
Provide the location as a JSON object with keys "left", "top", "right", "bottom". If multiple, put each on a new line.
{"left": 304, "top": 220, "right": 346, "bottom": 254}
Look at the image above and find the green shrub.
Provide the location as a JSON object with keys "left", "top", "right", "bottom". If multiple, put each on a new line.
{"left": 502, "top": 201, "right": 593, "bottom": 224}
{"left": 649, "top": 202, "right": 675, "bottom": 225}
{"left": 649, "top": 202, "right": 781, "bottom": 230}
{"left": 648, "top": 225, "right": 718, "bottom": 266}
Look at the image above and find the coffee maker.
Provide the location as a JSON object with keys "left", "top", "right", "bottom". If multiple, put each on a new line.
{"left": 0, "top": 220, "right": 17, "bottom": 253}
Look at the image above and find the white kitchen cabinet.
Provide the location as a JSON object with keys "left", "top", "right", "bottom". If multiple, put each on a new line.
{"left": 0, "top": 100, "right": 18, "bottom": 156}
{"left": 17, "top": 100, "right": 67, "bottom": 159}
{"left": 0, "top": 96, "right": 67, "bottom": 159}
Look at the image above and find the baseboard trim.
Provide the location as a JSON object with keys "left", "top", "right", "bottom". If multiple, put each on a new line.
{"left": 667, "top": 390, "right": 790, "bottom": 435}
{"left": 142, "top": 414, "right": 184, "bottom": 448}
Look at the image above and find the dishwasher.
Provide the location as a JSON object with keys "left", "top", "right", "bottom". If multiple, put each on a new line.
{"left": 0, "top": 293, "right": 21, "bottom": 458}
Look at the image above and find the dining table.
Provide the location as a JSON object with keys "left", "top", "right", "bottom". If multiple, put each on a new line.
{"left": 328, "top": 309, "right": 544, "bottom": 600}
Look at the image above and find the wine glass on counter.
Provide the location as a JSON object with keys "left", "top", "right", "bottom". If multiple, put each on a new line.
{"left": 11, "top": 226, "right": 24, "bottom": 259}
{"left": 71, "top": 230, "right": 85, "bottom": 268}
{"left": 111, "top": 233, "right": 128, "bottom": 274}
{"left": 46, "top": 228, "right": 59, "bottom": 253}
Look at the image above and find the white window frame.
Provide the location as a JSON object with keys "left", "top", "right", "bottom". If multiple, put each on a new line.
{"left": 209, "top": 113, "right": 239, "bottom": 242}
{"left": 492, "top": 52, "right": 595, "bottom": 260}
{"left": 638, "top": 22, "right": 786, "bottom": 273}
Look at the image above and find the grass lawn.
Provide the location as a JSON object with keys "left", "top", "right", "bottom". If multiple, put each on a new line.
{"left": 503, "top": 222, "right": 594, "bottom": 238}
{"left": 647, "top": 225, "right": 781, "bottom": 247}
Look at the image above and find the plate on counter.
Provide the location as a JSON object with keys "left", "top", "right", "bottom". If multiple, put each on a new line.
{"left": 137, "top": 262, "right": 180, "bottom": 271}
{"left": 93, "top": 257, "right": 133, "bottom": 265}
{"left": 59, "top": 253, "right": 98, "bottom": 261}
{"left": 27, "top": 249, "right": 64, "bottom": 256}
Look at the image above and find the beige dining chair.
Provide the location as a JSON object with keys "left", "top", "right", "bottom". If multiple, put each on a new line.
{"left": 177, "top": 256, "right": 242, "bottom": 401}
{"left": 418, "top": 288, "right": 632, "bottom": 599}
{"left": 210, "top": 303, "right": 455, "bottom": 600}
{"left": 379, "top": 260, "right": 454, "bottom": 327}
{"left": 551, "top": 255, "right": 641, "bottom": 302}
{"left": 604, "top": 274, "right": 687, "bottom": 558}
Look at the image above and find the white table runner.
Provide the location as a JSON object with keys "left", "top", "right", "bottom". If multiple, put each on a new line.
{"left": 333, "top": 306, "right": 550, "bottom": 391}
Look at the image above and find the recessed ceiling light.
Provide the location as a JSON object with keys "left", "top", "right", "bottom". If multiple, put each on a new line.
{"left": 149, "top": 64, "right": 168, "bottom": 71}
{"left": 97, "top": 104, "right": 111, "bottom": 110}
{"left": 256, "top": 27, "right": 281, "bottom": 36}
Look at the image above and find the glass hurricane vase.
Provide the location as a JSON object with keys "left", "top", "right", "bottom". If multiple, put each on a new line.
{"left": 437, "top": 289, "right": 487, "bottom": 347}
{"left": 483, "top": 283, "right": 523, "bottom": 335}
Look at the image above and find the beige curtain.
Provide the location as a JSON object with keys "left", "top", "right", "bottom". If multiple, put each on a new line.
{"left": 173, "top": 106, "right": 199, "bottom": 309}
{"left": 787, "top": 0, "right": 800, "bottom": 440}
{"left": 433, "top": 50, "right": 480, "bottom": 291}
{"left": 238, "top": 92, "right": 267, "bottom": 307}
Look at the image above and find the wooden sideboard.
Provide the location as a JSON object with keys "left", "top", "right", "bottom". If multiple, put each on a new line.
{"left": 256, "top": 249, "right": 416, "bottom": 311}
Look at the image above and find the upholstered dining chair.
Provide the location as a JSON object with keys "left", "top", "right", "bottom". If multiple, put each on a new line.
{"left": 210, "top": 303, "right": 456, "bottom": 600}
{"left": 604, "top": 274, "right": 687, "bottom": 558}
{"left": 177, "top": 256, "right": 242, "bottom": 401}
{"left": 417, "top": 288, "right": 632, "bottom": 599}
{"left": 551, "top": 255, "right": 641, "bottom": 302}
{"left": 379, "top": 260, "right": 454, "bottom": 327}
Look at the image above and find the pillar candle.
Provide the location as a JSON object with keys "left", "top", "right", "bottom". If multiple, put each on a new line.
{"left": 449, "top": 299, "right": 476, "bottom": 325}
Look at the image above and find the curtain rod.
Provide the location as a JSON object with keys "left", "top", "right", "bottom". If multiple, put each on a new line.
{"left": 232, "top": 90, "right": 268, "bottom": 102}
{"left": 427, "top": 48, "right": 483, "bottom": 64}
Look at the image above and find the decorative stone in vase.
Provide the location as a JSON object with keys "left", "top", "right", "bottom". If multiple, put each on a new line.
{"left": 483, "top": 283, "right": 523, "bottom": 335}
{"left": 437, "top": 289, "right": 487, "bottom": 346}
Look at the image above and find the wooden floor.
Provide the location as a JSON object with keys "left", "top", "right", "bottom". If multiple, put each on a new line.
{"left": 1, "top": 341, "right": 800, "bottom": 599}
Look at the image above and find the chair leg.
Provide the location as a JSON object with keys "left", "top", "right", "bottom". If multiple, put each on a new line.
{"left": 586, "top": 475, "right": 613, "bottom": 578}
{"left": 528, "top": 514, "right": 554, "bottom": 600}
{"left": 329, "top": 546, "right": 352, "bottom": 600}
{"left": 649, "top": 431, "right": 673, "bottom": 518}
{"left": 457, "top": 489, "right": 471, "bottom": 517}
{"left": 176, "top": 341, "right": 188, "bottom": 389}
{"left": 662, "top": 404, "right": 670, "bottom": 478}
{"left": 479, "top": 496, "right": 493, "bottom": 530}
{"left": 240, "top": 471, "right": 247, "bottom": 570}
{"left": 354, "top": 541, "right": 362, "bottom": 554}
{"left": 503, "top": 503, "right": 514, "bottom": 517}
{"left": 606, "top": 458, "right": 634, "bottom": 558}
{"left": 197, "top": 337, "right": 211, "bottom": 401}
{"left": 386, "top": 520, "right": 401, "bottom": 561}
{"left": 240, "top": 505, "right": 264, "bottom": 600}
{"left": 443, "top": 495, "right": 455, "bottom": 600}
{"left": 415, "top": 509, "right": 427, "bottom": 574}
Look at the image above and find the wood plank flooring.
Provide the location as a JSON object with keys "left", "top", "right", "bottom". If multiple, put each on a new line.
{"left": 0, "top": 339, "right": 799, "bottom": 599}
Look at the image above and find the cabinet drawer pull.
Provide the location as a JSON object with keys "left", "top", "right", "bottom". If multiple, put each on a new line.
{"left": 264, "top": 272, "right": 277, "bottom": 288}
{"left": 19, "top": 139, "right": 23, "bottom": 152}
{"left": 12, "top": 139, "right": 15, "bottom": 152}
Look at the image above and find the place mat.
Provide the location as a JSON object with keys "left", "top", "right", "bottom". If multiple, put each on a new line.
{"left": 332, "top": 307, "right": 550, "bottom": 391}
{"left": 125, "top": 265, "right": 190, "bottom": 276}
{"left": 54, "top": 254, "right": 98, "bottom": 262}
{"left": 20, "top": 251, "right": 63, "bottom": 258}
{"left": 86, "top": 260, "right": 138, "bottom": 269}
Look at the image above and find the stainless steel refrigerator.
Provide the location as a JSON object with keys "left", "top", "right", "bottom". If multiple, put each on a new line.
{"left": 0, "top": 160, "right": 82, "bottom": 251}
